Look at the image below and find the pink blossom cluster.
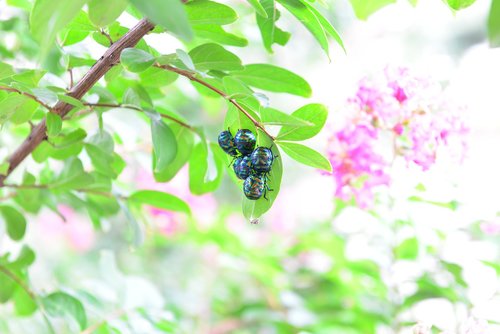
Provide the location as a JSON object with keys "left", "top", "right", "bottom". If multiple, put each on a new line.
{"left": 325, "top": 66, "right": 468, "bottom": 208}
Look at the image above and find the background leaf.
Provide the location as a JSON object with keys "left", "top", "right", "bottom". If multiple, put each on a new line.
{"left": 277, "top": 141, "right": 332, "bottom": 171}
{"left": 129, "top": 190, "right": 191, "bottom": 214}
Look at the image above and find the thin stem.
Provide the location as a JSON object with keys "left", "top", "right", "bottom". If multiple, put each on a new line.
{"left": 0, "top": 85, "right": 52, "bottom": 110}
{"left": 68, "top": 69, "right": 74, "bottom": 89}
{"left": 3, "top": 183, "right": 126, "bottom": 199}
{"left": 84, "top": 102, "right": 195, "bottom": 131}
{"left": 156, "top": 64, "right": 275, "bottom": 140}
{"left": 100, "top": 29, "right": 114, "bottom": 46}
{"left": 0, "top": 265, "right": 36, "bottom": 300}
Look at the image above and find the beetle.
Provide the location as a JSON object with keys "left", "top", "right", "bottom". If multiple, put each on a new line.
{"left": 233, "top": 155, "right": 252, "bottom": 180}
{"left": 250, "top": 146, "right": 274, "bottom": 174}
{"left": 243, "top": 174, "right": 273, "bottom": 200}
{"left": 234, "top": 129, "right": 256, "bottom": 156}
{"left": 218, "top": 130, "right": 239, "bottom": 157}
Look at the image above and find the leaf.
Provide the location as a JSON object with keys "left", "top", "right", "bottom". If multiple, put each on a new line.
{"left": 185, "top": 0, "right": 238, "bottom": 25}
{"left": 300, "top": 0, "right": 345, "bottom": 51}
{"left": 42, "top": 292, "right": 87, "bottom": 330}
{"left": 348, "top": 0, "right": 396, "bottom": 20}
{"left": 277, "top": 141, "right": 331, "bottom": 171}
{"left": 30, "top": 0, "right": 87, "bottom": 58}
{"left": 395, "top": 237, "right": 419, "bottom": 260}
{"left": 120, "top": 48, "right": 155, "bottom": 73}
{"left": 189, "top": 43, "right": 243, "bottom": 71}
{"left": 256, "top": 0, "right": 291, "bottom": 52}
{"left": 154, "top": 120, "right": 195, "bottom": 182}
{"left": 260, "top": 107, "right": 312, "bottom": 126}
{"left": 58, "top": 94, "right": 84, "bottom": 108}
{"left": 188, "top": 142, "right": 224, "bottom": 195}
{"left": 277, "top": 103, "right": 328, "bottom": 141}
{"left": 10, "top": 246, "right": 36, "bottom": 270}
{"left": 129, "top": 0, "right": 193, "bottom": 41}
{"left": 246, "top": 0, "right": 268, "bottom": 17}
{"left": 129, "top": 190, "right": 191, "bottom": 214}
{"left": 0, "top": 206, "right": 27, "bottom": 241}
{"left": 13, "top": 284, "right": 37, "bottom": 316}
{"left": 233, "top": 64, "right": 311, "bottom": 97}
{"left": 151, "top": 118, "right": 178, "bottom": 174}
{"left": 46, "top": 113, "right": 62, "bottom": 137}
{"left": 488, "top": 0, "right": 500, "bottom": 47}
{"left": 51, "top": 158, "right": 94, "bottom": 191}
{"left": 0, "top": 94, "right": 38, "bottom": 125}
{"left": 242, "top": 133, "right": 282, "bottom": 220}
{"left": 277, "top": 0, "right": 330, "bottom": 56}
{"left": 192, "top": 25, "right": 248, "bottom": 47}
{"left": 445, "top": 0, "right": 476, "bottom": 10}
{"left": 88, "top": 0, "right": 128, "bottom": 27}
{"left": 139, "top": 67, "right": 178, "bottom": 87}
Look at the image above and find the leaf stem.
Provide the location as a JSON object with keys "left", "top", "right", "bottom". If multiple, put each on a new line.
{"left": 0, "top": 85, "right": 52, "bottom": 111}
{"left": 155, "top": 64, "right": 275, "bottom": 140}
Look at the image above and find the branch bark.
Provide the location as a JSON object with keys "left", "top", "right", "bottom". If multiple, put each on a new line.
{"left": 0, "top": 19, "right": 155, "bottom": 186}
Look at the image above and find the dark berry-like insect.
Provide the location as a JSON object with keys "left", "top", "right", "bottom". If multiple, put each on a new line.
{"left": 234, "top": 129, "right": 256, "bottom": 155}
{"left": 218, "top": 130, "right": 238, "bottom": 157}
{"left": 243, "top": 174, "right": 265, "bottom": 200}
{"left": 250, "top": 147, "right": 274, "bottom": 173}
{"left": 233, "top": 155, "right": 252, "bottom": 180}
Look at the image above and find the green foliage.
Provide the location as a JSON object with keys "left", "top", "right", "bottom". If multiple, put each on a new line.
{"left": 277, "top": 103, "right": 328, "bottom": 141}
{"left": 42, "top": 292, "right": 87, "bottom": 330}
{"left": 120, "top": 48, "right": 156, "bottom": 73}
{"left": 277, "top": 141, "right": 332, "bottom": 171}
{"left": 150, "top": 117, "right": 178, "bottom": 175}
{"left": 185, "top": 0, "right": 238, "bottom": 25}
{"left": 129, "top": 190, "right": 191, "bottom": 214}
{"left": 488, "top": 0, "right": 500, "bottom": 47}
{"left": 88, "top": 0, "right": 128, "bottom": 27}
{"left": 189, "top": 43, "right": 243, "bottom": 71}
{"left": 348, "top": 0, "right": 396, "bottom": 20}
{"left": 444, "top": 0, "right": 476, "bottom": 10}
{"left": 0, "top": 205, "right": 27, "bottom": 241}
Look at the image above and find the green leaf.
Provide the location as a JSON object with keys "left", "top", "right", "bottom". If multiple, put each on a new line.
{"left": 256, "top": 0, "right": 291, "bottom": 52}
{"left": 348, "top": 0, "right": 396, "bottom": 20}
{"left": 277, "top": 141, "right": 331, "bottom": 171}
{"left": 129, "top": 0, "right": 193, "bottom": 40}
{"left": 10, "top": 246, "right": 36, "bottom": 270}
{"left": 0, "top": 206, "right": 27, "bottom": 241}
{"left": 260, "top": 107, "right": 312, "bottom": 126}
{"left": 242, "top": 133, "right": 282, "bottom": 220}
{"left": 192, "top": 25, "right": 248, "bottom": 47}
{"left": 233, "top": 64, "right": 311, "bottom": 97}
{"left": 139, "top": 67, "right": 178, "bottom": 87}
{"left": 88, "top": 0, "right": 128, "bottom": 27}
{"left": 0, "top": 62, "right": 15, "bottom": 80}
{"left": 51, "top": 158, "right": 94, "bottom": 191}
{"left": 395, "top": 237, "right": 419, "bottom": 260}
{"left": 185, "top": 0, "right": 238, "bottom": 25}
{"left": 151, "top": 118, "right": 178, "bottom": 174}
{"left": 277, "top": 103, "right": 328, "bottom": 141}
{"left": 189, "top": 43, "right": 243, "bottom": 71}
{"left": 60, "top": 10, "right": 96, "bottom": 46}
{"left": 154, "top": 120, "right": 195, "bottom": 182}
{"left": 120, "top": 48, "right": 155, "bottom": 73}
{"left": 445, "top": 0, "right": 476, "bottom": 10}
{"left": 189, "top": 141, "right": 224, "bottom": 195}
{"left": 129, "top": 190, "right": 191, "bottom": 214}
{"left": 58, "top": 94, "right": 84, "bottom": 108}
{"left": 42, "top": 292, "right": 87, "bottom": 330}
{"left": 13, "top": 284, "right": 37, "bottom": 316}
{"left": 488, "top": 0, "right": 500, "bottom": 47}
{"left": 30, "top": 0, "right": 87, "bottom": 58}
{"left": 46, "top": 113, "right": 62, "bottom": 137}
{"left": 0, "top": 94, "right": 38, "bottom": 125}
{"left": 277, "top": 0, "right": 330, "bottom": 56}
{"left": 246, "top": 0, "right": 268, "bottom": 17}
{"left": 0, "top": 163, "right": 9, "bottom": 176}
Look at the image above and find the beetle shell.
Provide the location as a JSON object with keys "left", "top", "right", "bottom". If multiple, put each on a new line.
{"left": 243, "top": 174, "right": 265, "bottom": 200}
{"left": 233, "top": 156, "right": 252, "bottom": 180}
{"left": 234, "top": 129, "right": 256, "bottom": 155}
{"left": 250, "top": 147, "right": 274, "bottom": 173}
{"left": 218, "top": 130, "right": 238, "bottom": 156}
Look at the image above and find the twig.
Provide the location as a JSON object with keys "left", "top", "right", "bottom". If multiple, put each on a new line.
{"left": 2, "top": 183, "right": 126, "bottom": 199}
{"left": 100, "top": 29, "right": 114, "bottom": 46}
{"left": 0, "top": 264, "right": 36, "bottom": 300}
{"left": 84, "top": 102, "right": 195, "bottom": 131}
{"left": 0, "top": 19, "right": 155, "bottom": 186}
{"left": 155, "top": 64, "right": 275, "bottom": 140}
{"left": 0, "top": 85, "right": 52, "bottom": 110}
{"left": 68, "top": 68, "right": 74, "bottom": 89}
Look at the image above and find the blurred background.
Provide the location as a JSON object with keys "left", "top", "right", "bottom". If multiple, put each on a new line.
{"left": 1, "top": 0, "right": 500, "bottom": 333}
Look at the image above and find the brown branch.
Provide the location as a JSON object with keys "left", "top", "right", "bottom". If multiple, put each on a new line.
{"left": 0, "top": 19, "right": 155, "bottom": 186}
{"left": 84, "top": 102, "right": 195, "bottom": 131}
{"left": 0, "top": 85, "right": 52, "bottom": 110}
{"left": 156, "top": 64, "right": 275, "bottom": 140}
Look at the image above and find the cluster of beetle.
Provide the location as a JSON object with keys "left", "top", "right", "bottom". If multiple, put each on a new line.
{"left": 218, "top": 129, "right": 275, "bottom": 200}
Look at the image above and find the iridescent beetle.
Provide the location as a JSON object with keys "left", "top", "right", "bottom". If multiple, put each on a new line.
{"left": 243, "top": 174, "right": 273, "bottom": 200}
{"left": 250, "top": 147, "right": 274, "bottom": 174}
{"left": 218, "top": 130, "right": 238, "bottom": 157}
{"left": 233, "top": 155, "right": 252, "bottom": 180}
{"left": 234, "top": 129, "right": 256, "bottom": 156}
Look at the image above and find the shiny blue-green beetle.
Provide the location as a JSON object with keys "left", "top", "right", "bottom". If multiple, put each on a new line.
{"left": 234, "top": 129, "right": 256, "bottom": 155}
{"left": 243, "top": 174, "right": 265, "bottom": 200}
{"left": 233, "top": 155, "right": 252, "bottom": 180}
{"left": 218, "top": 130, "right": 238, "bottom": 157}
{"left": 250, "top": 147, "right": 274, "bottom": 174}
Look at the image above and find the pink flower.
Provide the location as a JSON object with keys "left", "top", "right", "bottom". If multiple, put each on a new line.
{"left": 37, "top": 205, "right": 95, "bottom": 252}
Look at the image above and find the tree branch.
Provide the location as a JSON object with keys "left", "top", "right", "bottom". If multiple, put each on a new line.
{"left": 84, "top": 102, "right": 195, "bottom": 131}
{"left": 0, "top": 19, "right": 155, "bottom": 186}
{"left": 155, "top": 64, "right": 275, "bottom": 140}
{"left": 0, "top": 85, "right": 52, "bottom": 110}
